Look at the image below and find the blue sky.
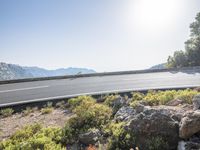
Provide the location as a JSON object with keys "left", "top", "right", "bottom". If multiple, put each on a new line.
{"left": 0, "top": 0, "right": 200, "bottom": 72}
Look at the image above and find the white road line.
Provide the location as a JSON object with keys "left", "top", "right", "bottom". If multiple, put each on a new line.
{"left": 0, "top": 86, "right": 49, "bottom": 93}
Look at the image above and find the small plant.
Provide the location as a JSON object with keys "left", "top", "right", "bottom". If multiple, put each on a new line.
{"left": 22, "top": 107, "right": 33, "bottom": 116}
{"left": 46, "top": 102, "right": 53, "bottom": 108}
{"left": 56, "top": 101, "right": 67, "bottom": 109}
{"left": 41, "top": 107, "right": 53, "bottom": 114}
{"left": 32, "top": 106, "right": 39, "bottom": 111}
{"left": 0, "top": 108, "right": 14, "bottom": 117}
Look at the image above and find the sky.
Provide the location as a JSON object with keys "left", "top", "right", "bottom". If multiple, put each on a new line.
{"left": 0, "top": 0, "right": 200, "bottom": 72}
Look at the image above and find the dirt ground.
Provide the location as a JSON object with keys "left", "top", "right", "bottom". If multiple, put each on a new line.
{"left": 0, "top": 108, "right": 73, "bottom": 141}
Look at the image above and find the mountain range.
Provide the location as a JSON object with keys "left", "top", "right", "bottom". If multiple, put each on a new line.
{"left": 0, "top": 62, "right": 95, "bottom": 81}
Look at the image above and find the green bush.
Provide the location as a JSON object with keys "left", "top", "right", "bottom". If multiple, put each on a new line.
{"left": 0, "top": 108, "right": 14, "bottom": 117}
{"left": 0, "top": 124, "right": 64, "bottom": 150}
{"left": 103, "top": 94, "right": 120, "bottom": 106}
{"left": 68, "top": 95, "right": 96, "bottom": 109}
{"left": 131, "top": 92, "right": 145, "bottom": 101}
{"left": 74, "top": 98, "right": 112, "bottom": 129}
{"left": 62, "top": 96, "right": 112, "bottom": 144}
{"left": 142, "top": 89, "right": 199, "bottom": 106}
{"left": 175, "top": 89, "right": 199, "bottom": 103}
{"left": 144, "top": 90, "right": 176, "bottom": 105}
{"left": 130, "top": 101, "right": 140, "bottom": 109}
{"left": 105, "top": 122, "right": 135, "bottom": 150}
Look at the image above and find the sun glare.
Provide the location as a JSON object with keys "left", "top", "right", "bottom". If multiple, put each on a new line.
{"left": 128, "top": 0, "right": 184, "bottom": 32}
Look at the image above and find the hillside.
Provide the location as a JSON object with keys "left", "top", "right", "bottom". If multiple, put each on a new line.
{"left": 0, "top": 62, "right": 95, "bottom": 81}
{"left": 0, "top": 62, "right": 33, "bottom": 80}
{"left": 150, "top": 63, "right": 166, "bottom": 70}
{"left": 1, "top": 89, "right": 200, "bottom": 149}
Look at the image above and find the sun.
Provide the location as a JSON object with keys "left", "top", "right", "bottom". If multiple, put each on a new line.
{"left": 128, "top": 0, "right": 183, "bottom": 32}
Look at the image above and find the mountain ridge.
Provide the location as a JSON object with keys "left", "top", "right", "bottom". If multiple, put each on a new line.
{"left": 0, "top": 62, "right": 95, "bottom": 81}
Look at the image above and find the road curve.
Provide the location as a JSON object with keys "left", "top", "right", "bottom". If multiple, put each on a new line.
{"left": 0, "top": 68, "right": 200, "bottom": 107}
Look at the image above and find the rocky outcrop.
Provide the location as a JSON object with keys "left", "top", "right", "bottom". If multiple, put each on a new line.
{"left": 112, "top": 96, "right": 127, "bottom": 114}
{"left": 192, "top": 94, "right": 200, "bottom": 110}
{"left": 179, "top": 110, "right": 200, "bottom": 139}
{"left": 166, "top": 99, "right": 184, "bottom": 106}
{"left": 127, "top": 107, "right": 179, "bottom": 150}
{"left": 78, "top": 129, "right": 101, "bottom": 145}
{"left": 178, "top": 134, "right": 200, "bottom": 150}
{"left": 114, "top": 106, "right": 135, "bottom": 121}
{"left": 112, "top": 99, "right": 200, "bottom": 149}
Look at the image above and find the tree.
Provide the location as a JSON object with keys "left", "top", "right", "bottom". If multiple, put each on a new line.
{"left": 167, "top": 12, "right": 200, "bottom": 68}
{"left": 167, "top": 50, "right": 188, "bottom": 68}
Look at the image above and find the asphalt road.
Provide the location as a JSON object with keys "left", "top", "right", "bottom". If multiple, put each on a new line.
{"left": 0, "top": 69, "right": 200, "bottom": 107}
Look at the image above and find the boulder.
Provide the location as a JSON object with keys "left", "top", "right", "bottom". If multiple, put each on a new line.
{"left": 192, "top": 94, "right": 200, "bottom": 110}
{"left": 166, "top": 99, "right": 184, "bottom": 106}
{"left": 96, "top": 97, "right": 105, "bottom": 103}
{"left": 194, "top": 87, "right": 200, "bottom": 92}
{"left": 179, "top": 110, "right": 200, "bottom": 139}
{"left": 135, "top": 103, "right": 145, "bottom": 113}
{"left": 114, "top": 106, "right": 135, "bottom": 122}
{"left": 78, "top": 129, "right": 101, "bottom": 145}
{"left": 112, "top": 96, "right": 127, "bottom": 107}
{"left": 112, "top": 96, "right": 127, "bottom": 114}
{"left": 185, "top": 142, "right": 200, "bottom": 150}
{"left": 178, "top": 134, "right": 200, "bottom": 150}
{"left": 127, "top": 107, "right": 179, "bottom": 150}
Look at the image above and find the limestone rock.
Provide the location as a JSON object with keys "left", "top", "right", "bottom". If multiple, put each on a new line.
{"left": 179, "top": 110, "right": 200, "bottom": 139}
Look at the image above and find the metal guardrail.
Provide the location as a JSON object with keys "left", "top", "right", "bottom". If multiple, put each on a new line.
{"left": 0, "top": 66, "right": 200, "bottom": 85}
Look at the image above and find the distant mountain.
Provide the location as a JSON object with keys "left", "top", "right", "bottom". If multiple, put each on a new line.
{"left": 0, "top": 62, "right": 95, "bottom": 81}
{"left": 150, "top": 63, "right": 167, "bottom": 70}
{"left": 0, "top": 62, "right": 33, "bottom": 80}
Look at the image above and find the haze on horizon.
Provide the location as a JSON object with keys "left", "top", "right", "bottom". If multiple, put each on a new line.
{"left": 0, "top": 0, "right": 200, "bottom": 72}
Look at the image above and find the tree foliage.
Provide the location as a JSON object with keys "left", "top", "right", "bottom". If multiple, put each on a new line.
{"left": 167, "top": 12, "right": 200, "bottom": 68}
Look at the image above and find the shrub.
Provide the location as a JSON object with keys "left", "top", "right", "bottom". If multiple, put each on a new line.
{"left": 103, "top": 94, "right": 120, "bottom": 106}
{"left": 62, "top": 96, "right": 112, "bottom": 144}
{"left": 74, "top": 99, "right": 112, "bottom": 129}
{"left": 175, "top": 89, "right": 199, "bottom": 104}
{"left": 130, "top": 101, "right": 140, "bottom": 109}
{"left": 131, "top": 92, "right": 145, "bottom": 101}
{"left": 106, "top": 122, "right": 135, "bottom": 150}
{"left": 0, "top": 124, "right": 64, "bottom": 150}
{"left": 41, "top": 107, "right": 53, "bottom": 114}
{"left": 143, "top": 89, "right": 199, "bottom": 105}
{"left": 0, "top": 108, "right": 14, "bottom": 117}
{"left": 61, "top": 120, "right": 76, "bottom": 144}
{"left": 68, "top": 95, "right": 96, "bottom": 109}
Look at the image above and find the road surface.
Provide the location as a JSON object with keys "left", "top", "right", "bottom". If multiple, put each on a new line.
{"left": 0, "top": 69, "right": 200, "bottom": 107}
